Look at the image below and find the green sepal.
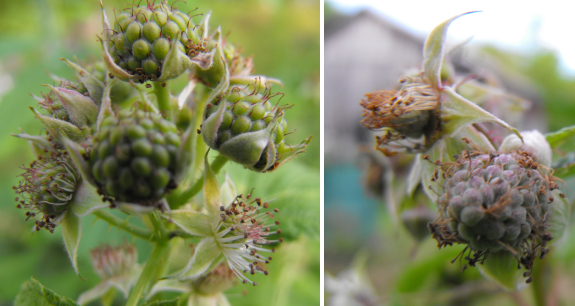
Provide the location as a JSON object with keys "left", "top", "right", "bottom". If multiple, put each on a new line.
{"left": 545, "top": 125, "right": 575, "bottom": 149}
{"left": 129, "top": 80, "right": 159, "bottom": 113}
{"left": 61, "top": 134, "right": 96, "bottom": 186}
{"left": 96, "top": 78, "right": 116, "bottom": 131}
{"left": 423, "top": 12, "right": 479, "bottom": 88}
{"left": 62, "top": 210, "right": 82, "bottom": 277}
{"left": 548, "top": 189, "right": 570, "bottom": 243}
{"left": 99, "top": 35, "right": 136, "bottom": 82}
{"left": 267, "top": 135, "right": 313, "bottom": 172}
{"left": 230, "top": 75, "right": 283, "bottom": 89}
{"left": 158, "top": 210, "right": 212, "bottom": 237}
{"left": 77, "top": 283, "right": 115, "bottom": 306}
{"left": 477, "top": 250, "right": 527, "bottom": 291}
{"left": 156, "top": 33, "right": 192, "bottom": 82}
{"left": 204, "top": 153, "right": 222, "bottom": 216}
{"left": 30, "top": 107, "right": 87, "bottom": 141}
{"left": 192, "top": 27, "right": 224, "bottom": 86}
{"left": 70, "top": 181, "right": 106, "bottom": 217}
{"left": 440, "top": 87, "right": 522, "bottom": 140}
{"left": 164, "top": 237, "right": 219, "bottom": 280}
{"left": 143, "top": 298, "right": 180, "bottom": 306}
{"left": 175, "top": 123, "right": 194, "bottom": 183}
{"left": 15, "top": 277, "right": 79, "bottom": 306}
{"left": 201, "top": 64, "right": 230, "bottom": 148}
{"left": 218, "top": 127, "right": 272, "bottom": 168}
{"left": 61, "top": 58, "right": 105, "bottom": 106}
{"left": 406, "top": 154, "right": 423, "bottom": 197}
{"left": 12, "top": 131, "right": 54, "bottom": 156}
{"left": 116, "top": 202, "right": 157, "bottom": 215}
{"left": 43, "top": 84, "right": 98, "bottom": 128}
{"left": 220, "top": 173, "right": 237, "bottom": 207}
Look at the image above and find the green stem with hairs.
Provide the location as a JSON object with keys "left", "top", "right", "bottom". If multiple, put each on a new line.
{"left": 153, "top": 81, "right": 171, "bottom": 119}
{"left": 171, "top": 154, "right": 229, "bottom": 209}
{"left": 93, "top": 210, "right": 154, "bottom": 241}
{"left": 125, "top": 240, "right": 169, "bottom": 306}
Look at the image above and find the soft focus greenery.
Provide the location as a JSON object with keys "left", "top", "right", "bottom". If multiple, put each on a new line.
{"left": 0, "top": 0, "right": 319, "bottom": 305}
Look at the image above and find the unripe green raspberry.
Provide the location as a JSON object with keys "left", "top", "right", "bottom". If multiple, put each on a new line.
{"left": 13, "top": 149, "right": 81, "bottom": 233}
{"left": 88, "top": 108, "right": 181, "bottom": 205}
{"left": 107, "top": 1, "right": 207, "bottom": 83}
{"left": 429, "top": 150, "right": 562, "bottom": 274}
{"left": 202, "top": 86, "right": 290, "bottom": 172}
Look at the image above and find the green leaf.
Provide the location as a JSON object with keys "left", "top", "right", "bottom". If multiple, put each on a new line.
{"left": 423, "top": 12, "right": 479, "bottom": 88}
{"left": 15, "top": 277, "right": 79, "bottom": 306}
{"left": 440, "top": 87, "right": 522, "bottom": 140}
{"left": 545, "top": 125, "right": 575, "bottom": 149}
{"left": 168, "top": 237, "right": 220, "bottom": 280}
{"left": 204, "top": 153, "right": 222, "bottom": 216}
{"left": 62, "top": 210, "right": 82, "bottom": 276}
{"left": 158, "top": 210, "right": 212, "bottom": 237}
{"left": 143, "top": 298, "right": 180, "bottom": 306}
{"left": 477, "top": 251, "right": 526, "bottom": 291}
{"left": 70, "top": 181, "right": 107, "bottom": 217}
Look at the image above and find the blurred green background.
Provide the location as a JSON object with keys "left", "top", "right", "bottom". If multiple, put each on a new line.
{"left": 0, "top": 0, "right": 319, "bottom": 305}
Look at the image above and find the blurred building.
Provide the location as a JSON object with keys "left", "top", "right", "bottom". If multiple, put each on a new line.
{"left": 324, "top": 9, "right": 546, "bottom": 164}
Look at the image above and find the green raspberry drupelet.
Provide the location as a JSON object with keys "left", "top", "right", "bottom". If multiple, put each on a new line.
{"left": 107, "top": 0, "right": 207, "bottom": 83}
{"left": 88, "top": 108, "right": 181, "bottom": 205}
{"left": 428, "top": 150, "right": 563, "bottom": 280}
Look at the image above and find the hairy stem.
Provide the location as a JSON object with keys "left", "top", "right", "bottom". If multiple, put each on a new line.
{"left": 125, "top": 241, "right": 169, "bottom": 306}
{"left": 93, "top": 210, "right": 154, "bottom": 241}
{"left": 171, "top": 154, "right": 229, "bottom": 208}
{"left": 153, "top": 81, "right": 171, "bottom": 119}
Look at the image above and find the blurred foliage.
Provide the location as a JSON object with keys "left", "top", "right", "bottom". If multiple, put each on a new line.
{"left": 0, "top": 0, "right": 319, "bottom": 305}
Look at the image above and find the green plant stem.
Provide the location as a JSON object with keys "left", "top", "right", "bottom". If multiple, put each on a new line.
{"left": 172, "top": 154, "right": 229, "bottom": 208}
{"left": 93, "top": 210, "right": 154, "bottom": 241}
{"left": 148, "top": 213, "right": 169, "bottom": 240}
{"left": 125, "top": 241, "right": 169, "bottom": 306}
{"left": 153, "top": 81, "right": 171, "bottom": 119}
{"left": 532, "top": 255, "right": 551, "bottom": 306}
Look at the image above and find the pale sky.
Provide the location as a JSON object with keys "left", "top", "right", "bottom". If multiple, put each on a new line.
{"left": 329, "top": 0, "right": 575, "bottom": 75}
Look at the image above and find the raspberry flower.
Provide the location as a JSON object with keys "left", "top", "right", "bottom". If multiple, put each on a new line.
{"left": 146, "top": 263, "right": 236, "bottom": 306}
{"left": 160, "top": 155, "right": 281, "bottom": 285}
{"left": 78, "top": 243, "right": 142, "bottom": 305}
